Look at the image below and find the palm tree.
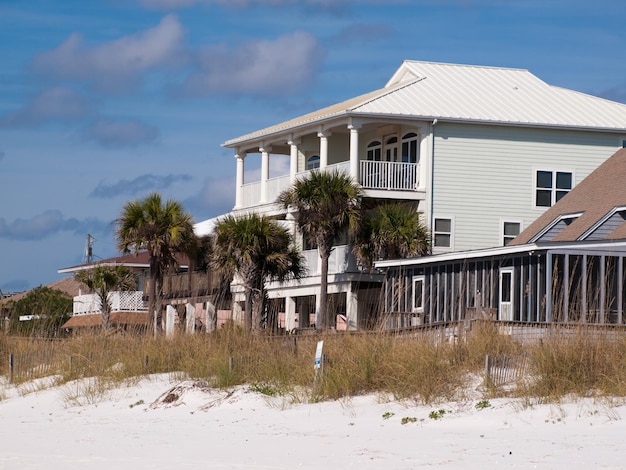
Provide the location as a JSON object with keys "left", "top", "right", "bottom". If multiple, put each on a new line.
{"left": 115, "top": 193, "right": 194, "bottom": 333}
{"left": 74, "top": 264, "right": 137, "bottom": 330}
{"left": 353, "top": 201, "right": 431, "bottom": 271}
{"left": 277, "top": 169, "right": 363, "bottom": 329}
{"left": 211, "top": 213, "right": 305, "bottom": 331}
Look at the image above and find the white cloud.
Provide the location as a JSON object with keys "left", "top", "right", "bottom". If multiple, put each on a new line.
{"left": 0, "top": 87, "right": 93, "bottom": 127}
{"left": 183, "top": 31, "right": 325, "bottom": 95}
{"left": 32, "top": 15, "right": 185, "bottom": 93}
{"left": 83, "top": 118, "right": 160, "bottom": 148}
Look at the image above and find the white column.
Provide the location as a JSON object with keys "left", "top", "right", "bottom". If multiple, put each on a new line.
{"left": 205, "top": 301, "right": 216, "bottom": 332}
{"left": 348, "top": 125, "right": 360, "bottom": 182}
{"left": 165, "top": 305, "right": 176, "bottom": 339}
{"left": 234, "top": 151, "right": 245, "bottom": 209}
{"left": 288, "top": 139, "right": 299, "bottom": 184}
{"left": 285, "top": 296, "right": 297, "bottom": 331}
{"left": 318, "top": 131, "right": 331, "bottom": 170}
{"left": 418, "top": 132, "right": 429, "bottom": 191}
{"left": 346, "top": 286, "right": 358, "bottom": 331}
{"left": 185, "top": 303, "right": 195, "bottom": 334}
{"left": 260, "top": 145, "right": 271, "bottom": 203}
{"left": 315, "top": 294, "right": 321, "bottom": 328}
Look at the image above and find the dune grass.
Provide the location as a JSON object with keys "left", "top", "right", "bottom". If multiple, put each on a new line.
{"left": 3, "top": 322, "right": 626, "bottom": 404}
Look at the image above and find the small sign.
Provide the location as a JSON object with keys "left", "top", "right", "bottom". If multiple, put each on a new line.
{"left": 314, "top": 340, "right": 324, "bottom": 369}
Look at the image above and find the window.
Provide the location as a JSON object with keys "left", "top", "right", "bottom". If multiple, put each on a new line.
{"left": 412, "top": 276, "right": 425, "bottom": 313}
{"left": 385, "top": 136, "right": 398, "bottom": 162}
{"left": 434, "top": 218, "right": 452, "bottom": 248}
{"left": 535, "top": 170, "right": 572, "bottom": 207}
{"left": 306, "top": 155, "right": 320, "bottom": 170}
{"left": 503, "top": 221, "right": 521, "bottom": 245}
{"left": 367, "top": 141, "right": 381, "bottom": 161}
{"left": 401, "top": 132, "right": 419, "bottom": 163}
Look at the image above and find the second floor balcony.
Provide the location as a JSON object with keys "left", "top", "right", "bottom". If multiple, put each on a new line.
{"left": 238, "top": 160, "right": 423, "bottom": 210}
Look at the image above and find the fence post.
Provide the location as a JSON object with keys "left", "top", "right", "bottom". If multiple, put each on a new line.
{"left": 9, "top": 353, "right": 13, "bottom": 384}
{"left": 484, "top": 354, "right": 491, "bottom": 383}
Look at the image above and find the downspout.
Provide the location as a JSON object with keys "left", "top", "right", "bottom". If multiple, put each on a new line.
{"left": 429, "top": 119, "right": 438, "bottom": 252}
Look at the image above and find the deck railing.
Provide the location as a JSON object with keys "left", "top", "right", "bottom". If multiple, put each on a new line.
{"left": 239, "top": 161, "right": 419, "bottom": 208}
{"left": 360, "top": 161, "right": 419, "bottom": 191}
{"left": 73, "top": 291, "right": 146, "bottom": 315}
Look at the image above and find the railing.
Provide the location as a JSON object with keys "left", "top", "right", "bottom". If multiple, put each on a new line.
{"left": 158, "top": 271, "right": 221, "bottom": 299}
{"left": 301, "top": 245, "right": 359, "bottom": 275}
{"left": 360, "top": 161, "right": 419, "bottom": 191}
{"left": 238, "top": 161, "right": 419, "bottom": 209}
{"left": 73, "top": 291, "right": 146, "bottom": 315}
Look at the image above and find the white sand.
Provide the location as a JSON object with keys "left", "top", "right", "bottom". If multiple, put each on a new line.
{"left": 1, "top": 374, "right": 625, "bottom": 469}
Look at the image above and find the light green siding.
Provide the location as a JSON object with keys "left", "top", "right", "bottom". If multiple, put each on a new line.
{"left": 431, "top": 123, "right": 622, "bottom": 251}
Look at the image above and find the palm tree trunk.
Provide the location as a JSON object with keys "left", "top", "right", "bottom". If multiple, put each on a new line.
{"left": 148, "top": 260, "right": 158, "bottom": 334}
{"left": 101, "top": 302, "right": 111, "bottom": 330}
{"left": 244, "top": 287, "right": 253, "bottom": 331}
{"left": 319, "top": 252, "right": 329, "bottom": 330}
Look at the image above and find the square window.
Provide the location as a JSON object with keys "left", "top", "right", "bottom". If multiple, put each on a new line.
{"left": 537, "top": 171, "right": 552, "bottom": 188}
{"left": 434, "top": 218, "right": 451, "bottom": 233}
{"left": 434, "top": 234, "right": 451, "bottom": 247}
{"left": 503, "top": 221, "right": 521, "bottom": 245}
{"left": 556, "top": 172, "right": 572, "bottom": 190}
{"left": 536, "top": 189, "right": 552, "bottom": 207}
{"left": 535, "top": 170, "right": 572, "bottom": 207}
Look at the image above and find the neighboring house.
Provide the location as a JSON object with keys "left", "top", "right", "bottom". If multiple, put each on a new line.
{"left": 58, "top": 252, "right": 227, "bottom": 332}
{"left": 376, "top": 148, "right": 626, "bottom": 328}
{"left": 0, "top": 277, "right": 83, "bottom": 330}
{"left": 196, "top": 60, "right": 626, "bottom": 331}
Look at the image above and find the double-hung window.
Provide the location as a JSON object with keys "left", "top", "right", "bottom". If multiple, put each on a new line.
{"left": 535, "top": 170, "right": 572, "bottom": 207}
{"left": 502, "top": 221, "right": 521, "bottom": 245}
{"left": 433, "top": 217, "right": 452, "bottom": 248}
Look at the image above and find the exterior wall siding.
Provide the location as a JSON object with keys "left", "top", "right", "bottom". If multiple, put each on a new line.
{"left": 431, "top": 123, "right": 623, "bottom": 252}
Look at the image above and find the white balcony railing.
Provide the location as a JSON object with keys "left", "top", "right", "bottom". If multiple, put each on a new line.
{"left": 73, "top": 291, "right": 147, "bottom": 315}
{"left": 239, "top": 161, "right": 419, "bottom": 209}
{"left": 360, "top": 161, "right": 420, "bottom": 191}
{"left": 302, "top": 245, "right": 359, "bottom": 275}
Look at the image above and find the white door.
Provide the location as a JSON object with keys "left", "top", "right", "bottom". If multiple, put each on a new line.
{"left": 499, "top": 268, "right": 514, "bottom": 321}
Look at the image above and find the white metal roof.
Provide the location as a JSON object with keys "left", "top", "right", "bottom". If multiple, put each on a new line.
{"left": 224, "top": 60, "right": 626, "bottom": 147}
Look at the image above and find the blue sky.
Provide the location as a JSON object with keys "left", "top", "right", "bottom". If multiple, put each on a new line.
{"left": 1, "top": 0, "right": 625, "bottom": 292}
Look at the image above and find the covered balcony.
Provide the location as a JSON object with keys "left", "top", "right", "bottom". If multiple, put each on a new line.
{"left": 237, "top": 160, "right": 423, "bottom": 211}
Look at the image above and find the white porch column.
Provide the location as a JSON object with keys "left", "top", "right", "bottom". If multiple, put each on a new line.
{"left": 346, "top": 285, "right": 358, "bottom": 331}
{"left": 348, "top": 124, "right": 360, "bottom": 182}
{"left": 165, "top": 305, "right": 176, "bottom": 339}
{"left": 205, "top": 301, "right": 216, "bottom": 332}
{"left": 234, "top": 151, "right": 246, "bottom": 209}
{"left": 185, "top": 303, "right": 195, "bottom": 334}
{"left": 260, "top": 145, "right": 271, "bottom": 203}
{"left": 288, "top": 138, "right": 299, "bottom": 184}
{"left": 285, "top": 296, "right": 297, "bottom": 332}
{"left": 318, "top": 131, "right": 331, "bottom": 170}
{"left": 418, "top": 132, "right": 429, "bottom": 191}
{"left": 315, "top": 294, "right": 321, "bottom": 328}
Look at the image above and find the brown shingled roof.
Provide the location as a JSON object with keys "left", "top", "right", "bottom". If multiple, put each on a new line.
{"left": 512, "top": 148, "right": 626, "bottom": 245}
{"left": 0, "top": 277, "right": 82, "bottom": 307}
